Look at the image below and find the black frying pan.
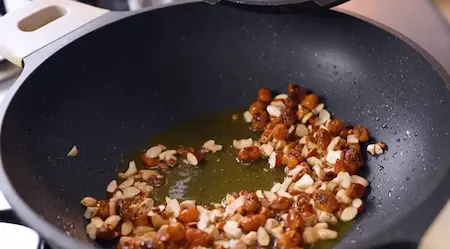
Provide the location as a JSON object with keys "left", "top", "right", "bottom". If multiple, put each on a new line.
{"left": 0, "top": 0, "right": 449, "bottom": 248}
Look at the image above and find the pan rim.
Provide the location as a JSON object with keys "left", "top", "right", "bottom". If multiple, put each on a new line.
{"left": 0, "top": 2, "right": 449, "bottom": 249}
{"left": 333, "top": 6, "right": 450, "bottom": 88}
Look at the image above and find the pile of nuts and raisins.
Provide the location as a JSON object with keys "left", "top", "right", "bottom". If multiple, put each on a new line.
{"left": 80, "top": 84, "right": 385, "bottom": 249}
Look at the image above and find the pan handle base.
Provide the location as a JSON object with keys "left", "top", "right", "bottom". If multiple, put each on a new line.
{"left": 0, "top": 0, "right": 109, "bottom": 68}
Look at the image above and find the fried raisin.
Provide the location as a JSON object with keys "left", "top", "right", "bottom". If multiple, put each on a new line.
{"left": 277, "top": 230, "right": 302, "bottom": 249}
{"left": 327, "top": 119, "right": 344, "bottom": 134}
{"left": 178, "top": 207, "right": 199, "bottom": 223}
{"left": 347, "top": 183, "right": 365, "bottom": 198}
{"left": 301, "top": 94, "right": 319, "bottom": 110}
{"left": 314, "top": 129, "right": 332, "bottom": 150}
{"left": 287, "top": 209, "right": 304, "bottom": 232}
{"left": 314, "top": 190, "right": 339, "bottom": 213}
{"left": 240, "top": 214, "right": 267, "bottom": 233}
{"left": 273, "top": 123, "right": 289, "bottom": 141}
{"left": 237, "top": 146, "right": 262, "bottom": 163}
{"left": 258, "top": 88, "right": 272, "bottom": 103}
{"left": 249, "top": 101, "right": 267, "bottom": 115}
{"left": 242, "top": 192, "right": 261, "bottom": 214}
{"left": 353, "top": 125, "right": 370, "bottom": 142}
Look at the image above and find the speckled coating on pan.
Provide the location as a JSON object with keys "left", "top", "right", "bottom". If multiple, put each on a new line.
{"left": 0, "top": 2, "right": 449, "bottom": 249}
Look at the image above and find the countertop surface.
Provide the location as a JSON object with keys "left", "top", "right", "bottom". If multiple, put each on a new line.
{"left": 336, "top": 0, "right": 450, "bottom": 74}
{"left": 0, "top": 0, "right": 449, "bottom": 230}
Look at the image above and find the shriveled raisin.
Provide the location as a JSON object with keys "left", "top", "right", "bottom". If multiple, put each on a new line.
{"left": 284, "top": 97, "right": 297, "bottom": 111}
{"left": 334, "top": 158, "right": 359, "bottom": 175}
{"left": 334, "top": 159, "right": 346, "bottom": 174}
{"left": 345, "top": 143, "right": 364, "bottom": 167}
{"left": 251, "top": 110, "right": 269, "bottom": 130}
{"left": 347, "top": 183, "right": 365, "bottom": 198}
{"left": 288, "top": 84, "right": 307, "bottom": 103}
{"left": 321, "top": 171, "right": 337, "bottom": 181}
{"left": 314, "top": 129, "right": 332, "bottom": 150}
{"left": 96, "top": 200, "right": 110, "bottom": 220}
{"left": 282, "top": 110, "right": 297, "bottom": 126}
{"left": 242, "top": 192, "right": 261, "bottom": 214}
{"left": 347, "top": 159, "right": 360, "bottom": 175}
{"left": 96, "top": 226, "right": 117, "bottom": 240}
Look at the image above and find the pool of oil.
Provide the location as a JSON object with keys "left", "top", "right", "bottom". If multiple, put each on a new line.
{"left": 123, "top": 110, "right": 353, "bottom": 249}
{"left": 126, "top": 109, "right": 285, "bottom": 204}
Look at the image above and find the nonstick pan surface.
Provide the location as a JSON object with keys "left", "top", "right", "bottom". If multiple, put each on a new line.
{"left": 0, "top": 2, "right": 449, "bottom": 249}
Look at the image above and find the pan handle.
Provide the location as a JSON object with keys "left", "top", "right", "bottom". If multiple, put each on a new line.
{"left": 418, "top": 199, "right": 450, "bottom": 249}
{"left": 0, "top": 192, "right": 10, "bottom": 212}
{"left": 0, "top": 0, "right": 109, "bottom": 68}
{"left": 0, "top": 193, "right": 43, "bottom": 249}
{"left": 0, "top": 222, "right": 43, "bottom": 249}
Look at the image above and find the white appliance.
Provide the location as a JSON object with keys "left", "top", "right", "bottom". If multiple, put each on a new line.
{"left": 4, "top": 0, "right": 33, "bottom": 12}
